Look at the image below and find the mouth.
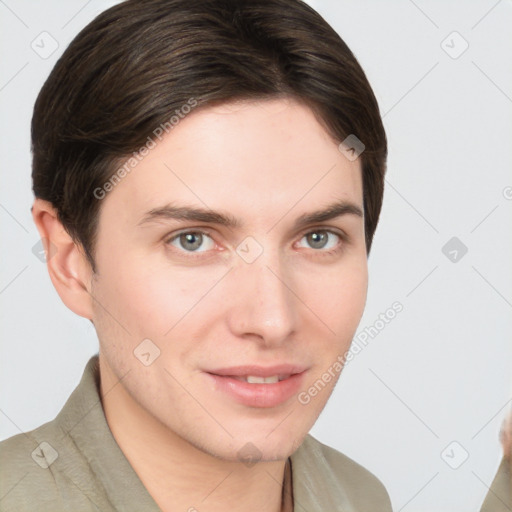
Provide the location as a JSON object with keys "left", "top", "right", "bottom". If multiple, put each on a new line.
{"left": 204, "top": 365, "right": 307, "bottom": 408}
{"left": 229, "top": 374, "right": 291, "bottom": 384}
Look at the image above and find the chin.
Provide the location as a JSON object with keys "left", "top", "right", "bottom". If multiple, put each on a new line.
{"left": 192, "top": 432, "right": 301, "bottom": 464}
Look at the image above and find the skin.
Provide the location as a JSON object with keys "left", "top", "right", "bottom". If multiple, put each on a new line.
{"left": 33, "top": 97, "right": 368, "bottom": 512}
{"left": 501, "top": 409, "right": 512, "bottom": 460}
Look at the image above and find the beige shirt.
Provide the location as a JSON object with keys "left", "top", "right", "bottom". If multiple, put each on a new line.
{"left": 0, "top": 356, "right": 392, "bottom": 511}
{"left": 480, "top": 457, "right": 511, "bottom": 512}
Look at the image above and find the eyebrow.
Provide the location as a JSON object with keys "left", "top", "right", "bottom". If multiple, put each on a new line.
{"left": 138, "top": 199, "right": 363, "bottom": 231}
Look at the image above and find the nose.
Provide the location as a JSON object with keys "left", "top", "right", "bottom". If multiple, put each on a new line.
{"left": 226, "top": 248, "right": 298, "bottom": 348}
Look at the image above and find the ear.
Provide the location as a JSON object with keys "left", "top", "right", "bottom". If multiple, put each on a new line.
{"left": 32, "top": 198, "right": 94, "bottom": 319}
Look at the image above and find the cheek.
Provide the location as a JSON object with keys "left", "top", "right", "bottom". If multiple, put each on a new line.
{"left": 301, "top": 259, "right": 368, "bottom": 334}
{"left": 94, "top": 251, "right": 229, "bottom": 340}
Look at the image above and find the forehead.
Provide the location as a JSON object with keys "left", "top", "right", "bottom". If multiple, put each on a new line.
{"left": 100, "top": 98, "right": 363, "bottom": 225}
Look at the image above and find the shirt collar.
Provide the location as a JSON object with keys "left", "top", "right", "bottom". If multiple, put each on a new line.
{"left": 56, "top": 356, "right": 160, "bottom": 510}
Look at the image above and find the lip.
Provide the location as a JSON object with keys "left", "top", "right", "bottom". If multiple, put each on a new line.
{"left": 207, "top": 364, "right": 307, "bottom": 378}
{"left": 204, "top": 364, "right": 308, "bottom": 408}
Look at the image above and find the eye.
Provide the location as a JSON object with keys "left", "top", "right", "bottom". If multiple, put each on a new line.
{"left": 297, "top": 229, "right": 342, "bottom": 251}
{"left": 166, "top": 230, "right": 215, "bottom": 253}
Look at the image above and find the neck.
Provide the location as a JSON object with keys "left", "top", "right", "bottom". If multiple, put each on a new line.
{"left": 99, "top": 359, "right": 290, "bottom": 512}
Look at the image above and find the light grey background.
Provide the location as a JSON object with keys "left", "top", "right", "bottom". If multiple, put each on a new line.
{"left": 1, "top": 1, "right": 511, "bottom": 511}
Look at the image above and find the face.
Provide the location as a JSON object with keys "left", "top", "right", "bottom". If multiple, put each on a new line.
{"left": 90, "top": 97, "right": 368, "bottom": 462}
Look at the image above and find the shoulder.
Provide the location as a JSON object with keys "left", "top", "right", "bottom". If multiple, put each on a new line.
{"left": 291, "top": 434, "right": 392, "bottom": 511}
{"left": 0, "top": 411, "right": 107, "bottom": 512}
{"left": 0, "top": 421, "right": 64, "bottom": 512}
{"left": 480, "top": 456, "right": 511, "bottom": 512}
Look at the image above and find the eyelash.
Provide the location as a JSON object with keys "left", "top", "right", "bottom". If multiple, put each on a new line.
{"left": 164, "top": 228, "right": 346, "bottom": 259}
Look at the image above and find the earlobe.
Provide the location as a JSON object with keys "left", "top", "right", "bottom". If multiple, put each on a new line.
{"left": 32, "top": 198, "right": 94, "bottom": 319}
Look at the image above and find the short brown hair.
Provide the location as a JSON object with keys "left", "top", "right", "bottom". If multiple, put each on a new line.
{"left": 32, "top": 0, "right": 387, "bottom": 268}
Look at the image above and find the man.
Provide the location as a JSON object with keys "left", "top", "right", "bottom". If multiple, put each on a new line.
{"left": 0, "top": 0, "right": 391, "bottom": 510}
